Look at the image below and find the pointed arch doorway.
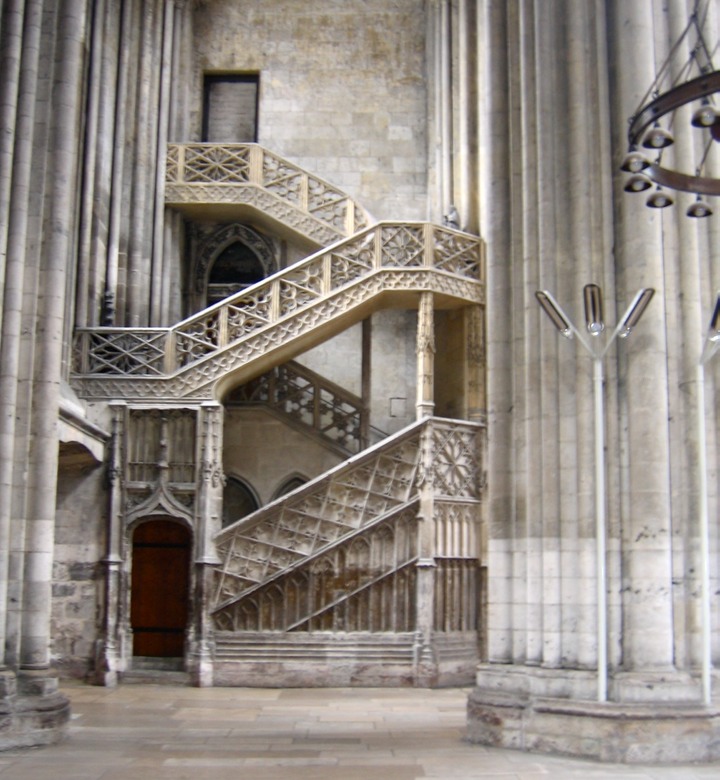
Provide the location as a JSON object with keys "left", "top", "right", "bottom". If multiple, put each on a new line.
{"left": 130, "top": 519, "right": 191, "bottom": 658}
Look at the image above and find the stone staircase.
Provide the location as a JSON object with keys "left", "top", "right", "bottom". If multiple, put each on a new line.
{"left": 71, "top": 222, "right": 484, "bottom": 402}
{"left": 165, "top": 143, "right": 371, "bottom": 246}
{"left": 209, "top": 416, "right": 484, "bottom": 686}
{"left": 81, "top": 146, "right": 486, "bottom": 687}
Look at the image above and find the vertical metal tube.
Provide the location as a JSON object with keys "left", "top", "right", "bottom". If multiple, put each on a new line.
{"left": 697, "top": 361, "right": 712, "bottom": 706}
{"left": 594, "top": 356, "right": 607, "bottom": 702}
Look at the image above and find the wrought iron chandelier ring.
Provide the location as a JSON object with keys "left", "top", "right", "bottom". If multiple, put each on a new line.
{"left": 627, "top": 70, "right": 720, "bottom": 197}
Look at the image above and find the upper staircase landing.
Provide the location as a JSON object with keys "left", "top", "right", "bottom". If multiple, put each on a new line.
{"left": 71, "top": 222, "right": 485, "bottom": 403}
{"left": 165, "top": 143, "right": 371, "bottom": 247}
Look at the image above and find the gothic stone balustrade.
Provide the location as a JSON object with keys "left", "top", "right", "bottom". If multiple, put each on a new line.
{"left": 165, "top": 143, "right": 371, "bottom": 246}
{"left": 71, "top": 223, "right": 485, "bottom": 402}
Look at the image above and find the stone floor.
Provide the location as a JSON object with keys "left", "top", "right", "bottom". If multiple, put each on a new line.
{"left": 0, "top": 682, "right": 718, "bottom": 779}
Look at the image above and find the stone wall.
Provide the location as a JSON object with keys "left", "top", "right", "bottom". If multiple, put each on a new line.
{"left": 297, "top": 310, "right": 418, "bottom": 439}
{"left": 52, "top": 461, "right": 107, "bottom": 679}
{"left": 192, "top": 0, "right": 429, "bottom": 220}
{"left": 224, "top": 408, "right": 344, "bottom": 506}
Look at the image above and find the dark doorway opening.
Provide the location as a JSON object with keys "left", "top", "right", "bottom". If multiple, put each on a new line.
{"left": 130, "top": 519, "right": 191, "bottom": 658}
{"left": 207, "top": 241, "right": 266, "bottom": 306}
{"left": 203, "top": 74, "right": 260, "bottom": 142}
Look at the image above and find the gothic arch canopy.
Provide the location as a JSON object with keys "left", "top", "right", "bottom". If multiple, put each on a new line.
{"left": 125, "top": 482, "right": 194, "bottom": 529}
{"left": 194, "top": 223, "right": 277, "bottom": 295}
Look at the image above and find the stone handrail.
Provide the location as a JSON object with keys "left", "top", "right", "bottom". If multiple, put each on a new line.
{"left": 211, "top": 416, "right": 484, "bottom": 631}
{"left": 71, "top": 222, "right": 484, "bottom": 400}
{"left": 225, "top": 359, "right": 368, "bottom": 454}
{"left": 165, "top": 143, "right": 371, "bottom": 244}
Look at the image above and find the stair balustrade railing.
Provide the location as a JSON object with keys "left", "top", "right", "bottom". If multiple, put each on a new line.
{"left": 72, "top": 223, "right": 483, "bottom": 399}
{"left": 226, "top": 359, "right": 368, "bottom": 453}
{"left": 165, "top": 143, "right": 371, "bottom": 241}
{"left": 211, "top": 416, "right": 484, "bottom": 632}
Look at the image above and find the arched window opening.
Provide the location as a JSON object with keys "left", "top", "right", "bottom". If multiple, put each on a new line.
{"left": 273, "top": 475, "right": 307, "bottom": 500}
{"left": 223, "top": 476, "right": 260, "bottom": 528}
{"left": 207, "top": 242, "right": 266, "bottom": 306}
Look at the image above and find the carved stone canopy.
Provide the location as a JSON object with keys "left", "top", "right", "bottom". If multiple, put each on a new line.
{"left": 194, "top": 223, "right": 277, "bottom": 296}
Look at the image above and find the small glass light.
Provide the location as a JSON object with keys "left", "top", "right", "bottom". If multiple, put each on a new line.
{"left": 620, "top": 147, "right": 650, "bottom": 173}
{"left": 624, "top": 173, "right": 653, "bottom": 193}
{"left": 687, "top": 195, "right": 713, "bottom": 218}
{"left": 583, "top": 284, "right": 604, "bottom": 335}
{"left": 691, "top": 99, "right": 718, "bottom": 129}
{"left": 535, "top": 291, "right": 573, "bottom": 339}
{"left": 709, "top": 293, "right": 720, "bottom": 342}
{"left": 642, "top": 122, "right": 674, "bottom": 149}
{"left": 646, "top": 187, "right": 674, "bottom": 209}
{"left": 619, "top": 289, "right": 655, "bottom": 338}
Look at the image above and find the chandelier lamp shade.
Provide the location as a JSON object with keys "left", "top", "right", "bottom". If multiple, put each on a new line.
{"left": 647, "top": 187, "right": 675, "bottom": 209}
{"left": 620, "top": 5, "right": 719, "bottom": 217}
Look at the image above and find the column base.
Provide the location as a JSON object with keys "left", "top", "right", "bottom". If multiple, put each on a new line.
{"left": 187, "top": 641, "right": 215, "bottom": 688}
{"left": 0, "top": 670, "right": 70, "bottom": 751}
{"left": 467, "top": 664, "right": 720, "bottom": 763}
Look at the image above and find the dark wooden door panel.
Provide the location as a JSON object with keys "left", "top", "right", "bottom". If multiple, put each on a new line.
{"left": 131, "top": 520, "right": 191, "bottom": 657}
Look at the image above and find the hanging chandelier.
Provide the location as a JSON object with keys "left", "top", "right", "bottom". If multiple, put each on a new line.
{"left": 620, "top": 3, "right": 719, "bottom": 218}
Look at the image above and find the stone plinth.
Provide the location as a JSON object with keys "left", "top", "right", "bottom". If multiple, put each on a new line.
{"left": 467, "top": 686, "right": 720, "bottom": 763}
{"left": 0, "top": 671, "right": 70, "bottom": 751}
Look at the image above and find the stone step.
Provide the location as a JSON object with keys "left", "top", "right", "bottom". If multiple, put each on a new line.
{"left": 122, "top": 656, "right": 190, "bottom": 685}
{"left": 121, "top": 669, "right": 191, "bottom": 686}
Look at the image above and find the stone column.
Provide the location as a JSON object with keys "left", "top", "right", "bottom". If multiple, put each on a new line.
{"left": 463, "top": 305, "right": 485, "bottom": 424}
{"left": 660, "top": 0, "right": 719, "bottom": 685}
{"left": 414, "top": 420, "right": 438, "bottom": 686}
{"left": 455, "top": 0, "right": 478, "bottom": 233}
{"left": 439, "top": 0, "right": 452, "bottom": 214}
{"left": 0, "top": 0, "right": 25, "bottom": 328}
{"left": 94, "top": 403, "right": 125, "bottom": 687}
{"left": 0, "top": 0, "right": 43, "bottom": 669}
{"left": 103, "top": 0, "right": 133, "bottom": 325}
{"left": 85, "top": 0, "right": 121, "bottom": 327}
{"left": 127, "top": 0, "right": 161, "bottom": 327}
{"left": 477, "top": 0, "right": 513, "bottom": 665}
{"left": 20, "top": 0, "right": 89, "bottom": 672}
{"left": 416, "top": 292, "right": 435, "bottom": 419}
{"left": 608, "top": 0, "right": 677, "bottom": 695}
{"left": 476, "top": 0, "right": 616, "bottom": 682}
{"left": 360, "top": 317, "right": 371, "bottom": 449}
{"left": 427, "top": 0, "right": 451, "bottom": 222}
{"left": 189, "top": 402, "right": 223, "bottom": 687}
{"left": 151, "top": 0, "right": 174, "bottom": 325}
{"left": 73, "top": 0, "right": 104, "bottom": 328}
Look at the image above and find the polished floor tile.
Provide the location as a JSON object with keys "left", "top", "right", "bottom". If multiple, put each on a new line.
{"left": 0, "top": 683, "right": 716, "bottom": 779}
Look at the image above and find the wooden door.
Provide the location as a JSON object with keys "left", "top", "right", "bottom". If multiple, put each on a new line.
{"left": 130, "top": 520, "right": 191, "bottom": 657}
